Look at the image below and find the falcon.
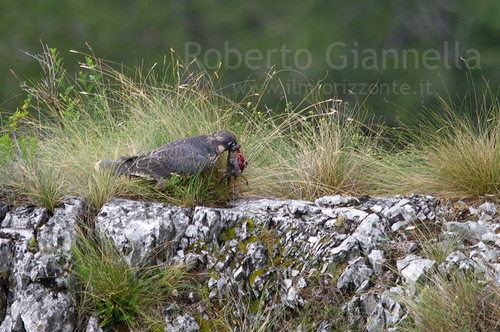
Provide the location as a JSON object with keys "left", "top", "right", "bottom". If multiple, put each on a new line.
{"left": 95, "top": 130, "right": 240, "bottom": 181}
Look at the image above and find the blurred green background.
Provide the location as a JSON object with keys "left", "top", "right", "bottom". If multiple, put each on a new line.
{"left": 1, "top": 0, "right": 499, "bottom": 122}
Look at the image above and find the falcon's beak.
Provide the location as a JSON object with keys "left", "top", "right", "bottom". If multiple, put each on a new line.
{"left": 231, "top": 144, "right": 240, "bottom": 151}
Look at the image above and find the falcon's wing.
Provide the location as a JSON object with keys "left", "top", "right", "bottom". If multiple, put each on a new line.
{"left": 136, "top": 143, "right": 212, "bottom": 177}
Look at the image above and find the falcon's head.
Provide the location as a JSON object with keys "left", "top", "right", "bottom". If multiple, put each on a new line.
{"left": 213, "top": 130, "right": 240, "bottom": 153}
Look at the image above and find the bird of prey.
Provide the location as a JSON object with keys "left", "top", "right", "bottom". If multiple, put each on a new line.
{"left": 95, "top": 130, "right": 240, "bottom": 181}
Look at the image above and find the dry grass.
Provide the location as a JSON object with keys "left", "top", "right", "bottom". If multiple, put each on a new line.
{"left": 270, "top": 100, "right": 381, "bottom": 199}
{"left": 376, "top": 81, "right": 500, "bottom": 202}
{"left": 401, "top": 268, "right": 500, "bottom": 332}
{"left": 5, "top": 160, "right": 68, "bottom": 213}
{"left": 2, "top": 46, "right": 500, "bottom": 209}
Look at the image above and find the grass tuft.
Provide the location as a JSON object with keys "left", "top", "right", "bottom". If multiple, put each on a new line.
{"left": 7, "top": 159, "right": 67, "bottom": 213}
{"left": 377, "top": 80, "right": 500, "bottom": 202}
{"left": 272, "top": 100, "right": 380, "bottom": 199}
{"left": 400, "top": 268, "right": 500, "bottom": 331}
{"left": 71, "top": 226, "right": 191, "bottom": 330}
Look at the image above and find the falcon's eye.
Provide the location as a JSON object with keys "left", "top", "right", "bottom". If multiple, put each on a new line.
{"left": 226, "top": 141, "right": 240, "bottom": 151}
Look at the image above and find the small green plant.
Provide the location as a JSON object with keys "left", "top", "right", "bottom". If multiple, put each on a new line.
{"left": 28, "top": 236, "right": 39, "bottom": 252}
{"left": 0, "top": 98, "right": 37, "bottom": 164}
{"left": 0, "top": 133, "right": 37, "bottom": 164}
{"left": 71, "top": 227, "right": 191, "bottom": 330}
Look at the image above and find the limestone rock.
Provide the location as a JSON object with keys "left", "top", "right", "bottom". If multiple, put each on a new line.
{"left": 95, "top": 199, "right": 190, "bottom": 265}
{"left": 38, "top": 197, "right": 87, "bottom": 257}
{"left": 337, "top": 257, "right": 373, "bottom": 293}
{"left": 397, "top": 255, "right": 436, "bottom": 284}
{"left": 0, "top": 193, "right": 498, "bottom": 331}
{"left": 446, "top": 221, "right": 496, "bottom": 245}
{"left": 368, "top": 250, "right": 385, "bottom": 276}
{"left": 1, "top": 204, "right": 48, "bottom": 230}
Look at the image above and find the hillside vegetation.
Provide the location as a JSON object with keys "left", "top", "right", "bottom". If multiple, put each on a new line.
{"left": 1, "top": 46, "right": 499, "bottom": 212}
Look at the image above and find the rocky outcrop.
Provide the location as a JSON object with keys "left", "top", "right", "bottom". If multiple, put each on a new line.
{"left": 0, "top": 197, "right": 86, "bottom": 332}
{"left": 0, "top": 194, "right": 499, "bottom": 331}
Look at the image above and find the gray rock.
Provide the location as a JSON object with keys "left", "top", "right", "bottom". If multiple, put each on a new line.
{"left": 0, "top": 205, "right": 48, "bottom": 242}
{"left": 365, "top": 303, "right": 385, "bottom": 332}
{"left": 0, "top": 288, "right": 6, "bottom": 324}
{"left": 368, "top": 250, "right": 385, "bottom": 276}
{"left": 446, "top": 221, "right": 496, "bottom": 245}
{"left": 245, "top": 241, "right": 268, "bottom": 271}
{"left": 96, "top": 199, "right": 190, "bottom": 265}
{"left": 478, "top": 202, "right": 498, "bottom": 216}
{"left": 251, "top": 271, "right": 272, "bottom": 295}
{"left": 287, "top": 200, "right": 320, "bottom": 216}
{"left": 285, "top": 286, "right": 304, "bottom": 308}
{"left": 337, "top": 257, "right": 373, "bottom": 293}
{"left": 85, "top": 316, "right": 104, "bottom": 332}
{"left": 492, "top": 263, "right": 500, "bottom": 286}
{"left": 470, "top": 241, "right": 497, "bottom": 263}
{"left": 346, "top": 296, "right": 363, "bottom": 327}
{"left": 381, "top": 287, "right": 406, "bottom": 326}
{"left": 0, "top": 238, "right": 12, "bottom": 323}
{"left": 0, "top": 233, "right": 75, "bottom": 332}
{"left": 296, "top": 276, "right": 307, "bottom": 289}
{"left": 184, "top": 224, "right": 197, "bottom": 238}
{"left": 352, "top": 214, "right": 387, "bottom": 253}
{"left": 0, "top": 278, "right": 74, "bottom": 332}
{"left": 164, "top": 313, "right": 199, "bottom": 332}
{"left": 38, "top": 197, "right": 87, "bottom": 257}
{"left": 336, "top": 208, "right": 369, "bottom": 222}
{"left": 314, "top": 195, "right": 358, "bottom": 207}
{"left": 233, "top": 265, "right": 247, "bottom": 281}
{"left": 192, "top": 207, "right": 224, "bottom": 242}
{"left": 330, "top": 236, "right": 361, "bottom": 263}
{"left": 401, "top": 205, "right": 419, "bottom": 224}
{"left": 316, "top": 320, "right": 332, "bottom": 332}
{"left": 345, "top": 289, "right": 407, "bottom": 331}
{"left": 1, "top": 204, "right": 48, "bottom": 229}
{"left": 0, "top": 238, "right": 14, "bottom": 276}
{"left": 391, "top": 221, "right": 404, "bottom": 232}
{"left": 0, "top": 201, "right": 10, "bottom": 223}
{"left": 2, "top": 193, "right": 496, "bottom": 331}
{"left": 185, "top": 252, "right": 204, "bottom": 271}
{"left": 383, "top": 206, "right": 406, "bottom": 224}
{"left": 396, "top": 255, "right": 436, "bottom": 284}
{"left": 438, "top": 251, "right": 475, "bottom": 275}
{"left": 407, "top": 242, "right": 419, "bottom": 253}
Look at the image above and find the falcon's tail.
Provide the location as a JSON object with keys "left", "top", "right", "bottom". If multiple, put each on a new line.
{"left": 94, "top": 158, "right": 136, "bottom": 175}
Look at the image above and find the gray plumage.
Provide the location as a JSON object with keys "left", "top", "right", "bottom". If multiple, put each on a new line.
{"left": 95, "top": 130, "right": 240, "bottom": 180}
